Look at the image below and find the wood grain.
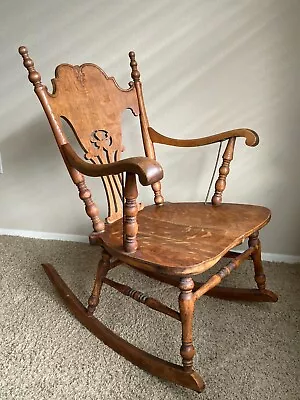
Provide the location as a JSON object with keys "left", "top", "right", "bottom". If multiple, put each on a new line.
{"left": 19, "top": 46, "right": 142, "bottom": 224}
{"left": 98, "top": 202, "right": 271, "bottom": 275}
{"left": 49, "top": 63, "right": 139, "bottom": 223}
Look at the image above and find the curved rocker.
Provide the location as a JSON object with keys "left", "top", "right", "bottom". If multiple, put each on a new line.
{"left": 42, "top": 263, "right": 205, "bottom": 393}
{"left": 199, "top": 286, "right": 278, "bottom": 302}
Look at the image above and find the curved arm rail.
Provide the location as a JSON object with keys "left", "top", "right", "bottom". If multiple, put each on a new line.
{"left": 148, "top": 127, "right": 259, "bottom": 147}
{"left": 61, "top": 143, "right": 164, "bottom": 186}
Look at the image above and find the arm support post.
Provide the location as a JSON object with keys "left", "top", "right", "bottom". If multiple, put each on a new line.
{"left": 211, "top": 137, "right": 236, "bottom": 206}
{"left": 123, "top": 172, "right": 139, "bottom": 253}
{"left": 148, "top": 127, "right": 259, "bottom": 205}
{"left": 60, "top": 143, "right": 164, "bottom": 253}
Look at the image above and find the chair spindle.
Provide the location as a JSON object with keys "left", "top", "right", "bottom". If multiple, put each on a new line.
{"left": 123, "top": 172, "right": 138, "bottom": 252}
{"left": 212, "top": 137, "right": 236, "bottom": 206}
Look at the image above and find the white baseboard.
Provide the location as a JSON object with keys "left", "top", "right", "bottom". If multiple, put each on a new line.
{"left": 259, "top": 252, "right": 300, "bottom": 264}
{"left": 0, "top": 228, "right": 89, "bottom": 243}
{"left": 0, "top": 229, "right": 299, "bottom": 264}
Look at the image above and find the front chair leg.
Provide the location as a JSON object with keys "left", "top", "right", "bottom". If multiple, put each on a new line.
{"left": 248, "top": 231, "right": 266, "bottom": 291}
{"left": 87, "top": 250, "right": 110, "bottom": 315}
{"left": 179, "top": 277, "right": 195, "bottom": 372}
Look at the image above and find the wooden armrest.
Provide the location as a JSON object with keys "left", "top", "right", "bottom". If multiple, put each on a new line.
{"left": 148, "top": 127, "right": 259, "bottom": 147}
{"left": 61, "top": 143, "right": 163, "bottom": 186}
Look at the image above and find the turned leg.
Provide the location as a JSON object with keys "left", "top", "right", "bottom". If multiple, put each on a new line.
{"left": 87, "top": 250, "right": 110, "bottom": 315}
{"left": 248, "top": 231, "right": 266, "bottom": 291}
{"left": 179, "top": 277, "right": 195, "bottom": 372}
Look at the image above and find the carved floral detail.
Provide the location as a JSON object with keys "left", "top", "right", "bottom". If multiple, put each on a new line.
{"left": 85, "top": 130, "right": 113, "bottom": 160}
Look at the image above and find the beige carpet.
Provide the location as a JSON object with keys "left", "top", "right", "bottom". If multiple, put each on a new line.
{"left": 0, "top": 235, "right": 299, "bottom": 400}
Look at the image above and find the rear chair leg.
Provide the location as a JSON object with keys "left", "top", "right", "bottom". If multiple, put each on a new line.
{"left": 248, "top": 231, "right": 266, "bottom": 291}
{"left": 179, "top": 277, "right": 195, "bottom": 372}
{"left": 87, "top": 250, "right": 110, "bottom": 315}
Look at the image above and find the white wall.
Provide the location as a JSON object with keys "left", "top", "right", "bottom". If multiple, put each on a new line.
{"left": 0, "top": 0, "right": 299, "bottom": 257}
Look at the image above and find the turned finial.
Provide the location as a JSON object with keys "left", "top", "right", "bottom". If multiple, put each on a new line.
{"left": 129, "top": 51, "right": 140, "bottom": 82}
{"left": 18, "top": 46, "right": 42, "bottom": 88}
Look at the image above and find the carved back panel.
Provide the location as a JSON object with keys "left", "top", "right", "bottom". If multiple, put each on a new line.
{"left": 48, "top": 63, "right": 140, "bottom": 223}
{"left": 19, "top": 46, "right": 163, "bottom": 231}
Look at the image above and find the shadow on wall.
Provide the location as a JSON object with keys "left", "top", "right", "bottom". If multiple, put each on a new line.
{"left": 0, "top": 107, "right": 210, "bottom": 231}
{"left": 0, "top": 114, "right": 108, "bottom": 234}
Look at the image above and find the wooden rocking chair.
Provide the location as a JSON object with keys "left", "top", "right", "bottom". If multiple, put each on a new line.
{"left": 19, "top": 46, "right": 278, "bottom": 393}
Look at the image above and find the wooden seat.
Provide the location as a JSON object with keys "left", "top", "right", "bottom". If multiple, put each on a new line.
{"left": 19, "top": 46, "right": 278, "bottom": 394}
{"left": 100, "top": 202, "right": 271, "bottom": 274}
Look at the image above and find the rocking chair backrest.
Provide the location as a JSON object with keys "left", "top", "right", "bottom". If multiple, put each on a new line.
{"left": 19, "top": 47, "right": 163, "bottom": 230}
{"left": 49, "top": 62, "right": 140, "bottom": 224}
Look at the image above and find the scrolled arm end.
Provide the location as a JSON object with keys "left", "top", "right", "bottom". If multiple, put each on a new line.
{"left": 126, "top": 157, "right": 164, "bottom": 186}
{"left": 242, "top": 129, "right": 259, "bottom": 147}
{"left": 60, "top": 143, "right": 163, "bottom": 186}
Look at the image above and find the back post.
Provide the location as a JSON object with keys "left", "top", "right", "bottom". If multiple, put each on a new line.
{"left": 18, "top": 46, "right": 105, "bottom": 234}
{"left": 129, "top": 51, "right": 164, "bottom": 206}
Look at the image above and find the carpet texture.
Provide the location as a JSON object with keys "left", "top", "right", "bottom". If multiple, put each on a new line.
{"left": 0, "top": 235, "right": 299, "bottom": 400}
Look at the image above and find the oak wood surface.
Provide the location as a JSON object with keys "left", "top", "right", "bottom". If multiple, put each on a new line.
{"left": 19, "top": 46, "right": 142, "bottom": 224}
{"left": 98, "top": 202, "right": 271, "bottom": 275}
